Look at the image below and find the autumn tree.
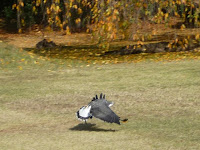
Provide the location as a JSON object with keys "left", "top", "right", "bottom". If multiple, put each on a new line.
{"left": 1, "top": 0, "right": 198, "bottom": 45}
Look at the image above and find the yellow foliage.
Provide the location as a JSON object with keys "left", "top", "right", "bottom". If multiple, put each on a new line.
{"left": 184, "top": 38, "right": 188, "bottom": 44}
{"left": 60, "top": 24, "right": 63, "bottom": 29}
{"left": 78, "top": 8, "right": 83, "bottom": 14}
{"left": 55, "top": 0, "right": 60, "bottom": 3}
{"left": 73, "top": 5, "right": 78, "bottom": 9}
{"left": 175, "top": 38, "right": 179, "bottom": 43}
{"left": 66, "top": 26, "right": 71, "bottom": 35}
{"left": 20, "top": 1, "right": 24, "bottom": 7}
{"left": 18, "top": 28, "right": 22, "bottom": 33}
{"left": 141, "top": 35, "right": 145, "bottom": 42}
{"left": 56, "top": 16, "right": 60, "bottom": 21}
{"left": 108, "top": 25, "right": 112, "bottom": 31}
{"left": 16, "top": 5, "right": 20, "bottom": 11}
{"left": 113, "top": 15, "right": 117, "bottom": 20}
{"left": 12, "top": 4, "right": 16, "bottom": 9}
{"left": 70, "top": 2, "right": 72, "bottom": 8}
{"left": 56, "top": 6, "right": 60, "bottom": 12}
{"left": 195, "top": 34, "right": 199, "bottom": 40}
{"left": 75, "top": 18, "right": 81, "bottom": 24}
{"left": 89, "top": 4, "right": 92, "bottom": 8}
{"left": 174, "top": 12, "right": 179, "bottom": 17}
{"left": 165, "top": 13, "right": 168, "bottom": 19}
{"left": 51, "top": 3, "right": 56, "bottom": 11}
{"left": 133, "top": 34, "right": 139, "bottom": 41}
{"left": 113, "top": 9, "right": 119, "bottom": 15}
{"left": 180, "top": 24, "right": 186, "bottom": 30}
{"left": 47, "top": 8, "right": 50, "bottom": 14}
{"left": 34, "top": 61, "right": 39, "bottom": 64}
{"left": 137, "top": 41, "right": 143, "bottom": 45}
{"left": 32, "top": 6, "right": 36, "bottom": 12}
{"left": 176, "top": 0, "right": 181, "bottom": 5}
{"left": 21, "top": 19, "right": 25, "bottom": 26}
{"left": 18, "top": 66, "right": 23, "bottom": 70}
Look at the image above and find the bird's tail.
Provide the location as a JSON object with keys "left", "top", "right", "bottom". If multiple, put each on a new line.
{"left": 120, "top": 118, "right": 128, "bottom": 123}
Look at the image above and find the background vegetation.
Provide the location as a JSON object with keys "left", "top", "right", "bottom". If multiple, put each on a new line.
{"left": 1, "top": 0, "right": 200, "bottom": 46}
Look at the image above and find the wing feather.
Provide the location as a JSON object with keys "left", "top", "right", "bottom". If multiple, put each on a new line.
{"left": 91, "top": 104, "right": 120, "bottom": 125}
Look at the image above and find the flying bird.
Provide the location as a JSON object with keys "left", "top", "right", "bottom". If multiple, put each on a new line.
{"left": 76, "top": 93, "right": 127, "bottom": 125}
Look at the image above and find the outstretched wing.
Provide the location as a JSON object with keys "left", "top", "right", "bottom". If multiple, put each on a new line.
{"left": 90, "top": 104, "right": 120, "bottom": 125}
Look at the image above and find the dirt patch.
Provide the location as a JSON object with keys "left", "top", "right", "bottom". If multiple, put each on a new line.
{"left": 0, "top": 31, "right": 95, "bottom": 48}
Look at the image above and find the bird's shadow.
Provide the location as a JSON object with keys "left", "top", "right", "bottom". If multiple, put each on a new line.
{"left": 69, "top": 123, "right": 116, "bottom": 132}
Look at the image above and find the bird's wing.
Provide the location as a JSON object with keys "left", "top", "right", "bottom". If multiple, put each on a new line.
{"left": 91, "top": 94, "right": 113, "bottom": 107}
{"left": 91, "top": 104, "right": 120, "bottom": 125}
{"left": 106, "top": 101, "right": 114, "bottom": 107}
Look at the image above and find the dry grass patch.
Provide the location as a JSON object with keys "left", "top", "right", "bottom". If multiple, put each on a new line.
{"left": 0, "top": 43, "right": 200, "bottom": 149}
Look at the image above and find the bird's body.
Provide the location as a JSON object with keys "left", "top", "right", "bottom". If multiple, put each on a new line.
{"left": 76, "top": 93, "right": 124, "bottom": 125}
{"left": 76, "top": 105, "right": 92, "bottom": 120}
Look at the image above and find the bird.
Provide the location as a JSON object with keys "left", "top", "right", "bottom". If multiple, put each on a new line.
{"left": 76, "top": 93, "right": 128, "bottom": 125}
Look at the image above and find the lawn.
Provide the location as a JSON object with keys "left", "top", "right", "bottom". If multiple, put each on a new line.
{"left": 0, "top": 42, "right": 200, "bottom": 150}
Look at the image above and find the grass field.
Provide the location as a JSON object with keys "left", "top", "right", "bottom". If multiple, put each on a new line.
{"left": 0, "top": 42, "right": 200, "bottom": 150}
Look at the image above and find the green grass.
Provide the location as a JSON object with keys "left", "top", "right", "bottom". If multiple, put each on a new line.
{"left": 0, "top": 42, "right": 200, "bottom": 149}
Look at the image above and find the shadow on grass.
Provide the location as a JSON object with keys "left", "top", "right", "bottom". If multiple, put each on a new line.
{"left": 70, "top": 123, "right": 116, "bottom": 132}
